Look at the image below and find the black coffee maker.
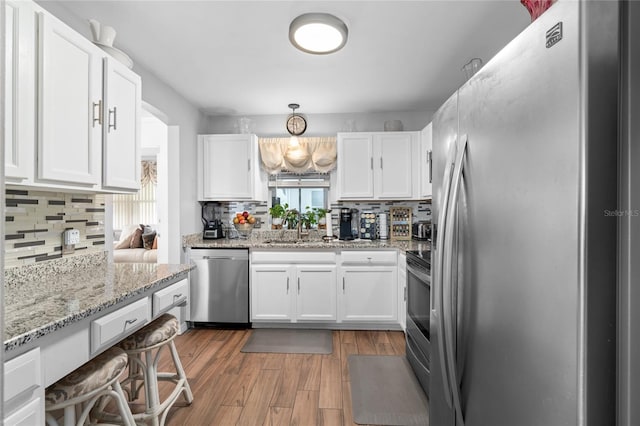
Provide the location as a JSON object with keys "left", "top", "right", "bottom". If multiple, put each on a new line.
{"left": 202, "top": 202, "right": 224, "bottom": 239}
{"left": 339, "top": 208, "right": 354, "bottom": 240}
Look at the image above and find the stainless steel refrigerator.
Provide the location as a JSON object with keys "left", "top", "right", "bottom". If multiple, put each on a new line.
{"left": 430, "top": 2, "right": 618, "bottom": 425}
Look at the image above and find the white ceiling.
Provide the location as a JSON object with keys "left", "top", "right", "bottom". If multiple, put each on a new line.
{"left": 42, "top": 1, "right": 531, "bottom": 117}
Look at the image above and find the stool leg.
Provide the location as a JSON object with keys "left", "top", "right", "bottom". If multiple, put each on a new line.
{"left": 112, "top": 381, "right": 137, "bottom": 426}
{"left": 62, "top": 406, "right": 75, "bottom": 426}
{"left": 169, "top": 341, "right": 193, "bottom": 404}
{"left": 144, "top": 348, "right": 161, "bottom": 426}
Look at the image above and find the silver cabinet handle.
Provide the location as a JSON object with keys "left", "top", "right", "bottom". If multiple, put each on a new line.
{"left": 342, "top": 277, "right": 345, "bottom": 293}
{"left": 173, "top": 293, "right": 183, "bottom": 300}
{"left": 428, "top": 150, "right": 433, "bottom": 183}
{"left": 297, "top": 277, "right": 300, "bottom": 294}
{"left": 124, "top": 318, "right": 137, "bottom": 326}
{"left": 380, "top": 157, "right": 383, "bottom": 169}
{"left": 370, "top": 157, "right": 373, "bottom": 169}
{"left": 248, "top": 159, "right": 251, "bottom": 171}
{"left": 92, "top": 100, "right": 103, "bottom": 127}
{"left": 286, "top": 277, "right": 289, "bottom": 293}
{"left": 108, "top": 106, "right": 117, "bottom": 131}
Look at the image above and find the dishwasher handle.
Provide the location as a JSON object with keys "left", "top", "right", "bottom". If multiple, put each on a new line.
{"left": 200, "top": 256, "right": 242, "bottom": 261}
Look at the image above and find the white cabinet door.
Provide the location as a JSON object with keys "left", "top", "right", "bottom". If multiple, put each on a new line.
{"left": 420, "top": 123, "right": 433, "bottom": 198}
{"left": 374, "top": 132, "right": 414, "bottom": 199}
{"left": 336, "top": 133, "right": 374, "bottom": 199}
{"left": 37, "top": 12, "right": 101, "bottom": 186}
{"left": 4, "top": 0, "right": 36, "bottom": 182}
{"left": 340, "top": 266, "right": 398, "bottom": 322}
{"left": 4, "top": 398, "right": 44, "bottom": 426}
{"left": 296, "top": 265, "right": 337, "bottom": 321}
{"left": 251, "top": 265, "right": 294, "bottom": 320}
{"left": 199, "top": 134, "right": 259, "bottom": 200}
{"left": 102, "top": 57, "right": 141, "bottom": 191}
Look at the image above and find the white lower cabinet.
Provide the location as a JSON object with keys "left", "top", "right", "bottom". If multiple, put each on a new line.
{"left": 250, "top": 251, "right": 337, "bottom": 322}
{"left": 3, "top": 348, "right": 44, "bottom": 425}
{"left": 251, "top": 249, "right": 400, "bottom": 326}
{"left": 338, "top": 250, "right": 398, "bottom": 323}
{"left": 251, "top": 262, "right": 337, "bottom": 322}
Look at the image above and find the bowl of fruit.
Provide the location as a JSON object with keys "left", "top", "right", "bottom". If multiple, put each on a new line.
{"left": 233, "top": 211, "right": 256, "bottom": 238}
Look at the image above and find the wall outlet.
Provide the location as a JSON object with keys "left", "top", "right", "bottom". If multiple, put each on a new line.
{"left": 63, "top": 229, "right": 80, "bottom": 245}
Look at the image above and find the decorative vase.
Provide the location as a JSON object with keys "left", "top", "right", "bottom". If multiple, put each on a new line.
{"left": 521, "top": 0, "right": 556, "bottom": 22}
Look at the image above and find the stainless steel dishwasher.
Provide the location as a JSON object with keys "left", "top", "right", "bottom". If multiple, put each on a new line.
{"left": 188, "top": 248, "right": 250, "bottom": 327}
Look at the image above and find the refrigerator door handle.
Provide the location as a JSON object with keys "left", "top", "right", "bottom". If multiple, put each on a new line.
{"left": 443, "top": 134, "right": 468, "bottom": 425}
{"left": 435, "top": 143, "right": 457, "bottom": 409}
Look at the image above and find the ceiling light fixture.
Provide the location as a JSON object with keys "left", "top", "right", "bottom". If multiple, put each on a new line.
{"left": 289, "top": 13, "right": 348, "bottom": 55}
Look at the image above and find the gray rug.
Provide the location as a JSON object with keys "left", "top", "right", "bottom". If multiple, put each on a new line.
{"left": 348, "top": 355, "right": 429, "bottom": 425}
{"left": 240, "top": 329, "right": 333, "bottom": 354}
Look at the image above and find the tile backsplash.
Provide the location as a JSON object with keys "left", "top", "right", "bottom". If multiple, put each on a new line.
{"left": 5, "top": 188, "right": 105, "bottom": 269}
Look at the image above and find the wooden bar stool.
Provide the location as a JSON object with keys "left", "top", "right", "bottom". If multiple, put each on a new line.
{"left": 44, "top": 346, "right": 135, "bottom": 426}
{"left": 118, "top": 313, "right": 193, "bottom": 426}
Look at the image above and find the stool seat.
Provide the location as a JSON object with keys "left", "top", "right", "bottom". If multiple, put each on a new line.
{"left": 45, "top": 346, "right": 128, "bottom": 406}
{"left": 45, "top": 346, "right": 135, "bottom": 426}
{"left": 119, "top": 313, "right": 179, "bottom": 351}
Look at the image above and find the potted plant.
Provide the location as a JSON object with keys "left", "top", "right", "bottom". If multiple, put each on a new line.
{"left": 284, "top": 207, "right": 299, "bottom": 229}
{"left": 269, "top": 203, "right": 286, "bottom": 229}
{"left": 300, "top": 206, "right": 318, "bottom": 229}
{"left": 313, "top": 207, "right": 328, "bottom": 229}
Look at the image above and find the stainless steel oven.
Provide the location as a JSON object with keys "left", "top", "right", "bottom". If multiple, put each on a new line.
{"left": 406, "top": 249, "right": 431, "bottom": 397}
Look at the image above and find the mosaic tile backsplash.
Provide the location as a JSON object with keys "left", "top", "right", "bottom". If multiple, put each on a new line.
{"left": 5, "top": 188, "right": 106, "bottom": 269}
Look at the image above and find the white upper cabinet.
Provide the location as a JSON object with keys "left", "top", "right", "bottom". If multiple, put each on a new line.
{"left": 337, "top": 133, "right": 375, "bottom": 198}
{"left": 420, "top": 122, "right": 433, "bottom": 198}
{"left": 3, "top": 0, "right": 141, "bottom": 193}
{"left": 102, "top": 57, "right": 141, "bottom": 191}
{"left": 4, "top": 0, "right": 36, "bottom": 183}
{"left": 197, "top": 134, "right": 264, "bottom": 201}
{"left": 37, "top": 11, "right": 102, "bottom": 186}
{"left": 336, "top": 131, "right": 419, "bottom": 200}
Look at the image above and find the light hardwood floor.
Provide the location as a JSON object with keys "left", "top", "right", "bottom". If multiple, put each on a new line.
{"left": 151, "top": 328, "right": 407, "bottom": 426}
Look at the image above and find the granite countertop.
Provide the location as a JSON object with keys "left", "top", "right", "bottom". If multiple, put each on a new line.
{"left": 183, "top": 230, "right": 431, "bottom": 253}
{"left": 4, "top": 252, "right": 194, "bottom": 352}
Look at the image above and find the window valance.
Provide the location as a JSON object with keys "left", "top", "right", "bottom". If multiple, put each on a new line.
{"left": 258, "top": 137, "right": 337, "bottom": 174}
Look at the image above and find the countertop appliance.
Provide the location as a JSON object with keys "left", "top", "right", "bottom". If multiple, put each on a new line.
{"left": 201, "top": 203, "right": 224, "bottom": 239}
{"left": 188, "top": 248, "right": 250, "bottom": 326}
{"left": 405, "top": 249, "right": 431, "bottom": 398}
{"left": 430, "top": 2, "right": 617, "bottom": 425}
{"left": 412, "top": 220, "right": 431, "bottom": 241}
{"left": 339, "top": 208, "right": 355, "bottom": 240}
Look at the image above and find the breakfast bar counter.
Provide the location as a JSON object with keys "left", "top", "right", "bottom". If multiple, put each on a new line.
{"left": 4, "top": 252, "right": 194, "bottom": 354}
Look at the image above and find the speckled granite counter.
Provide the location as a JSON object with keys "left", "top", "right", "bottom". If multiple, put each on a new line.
{"left": 183, "top": 230, "right": 431, "bottom": 253}
{"left": 4, "top": 252, "right": 194, "bottom": 353}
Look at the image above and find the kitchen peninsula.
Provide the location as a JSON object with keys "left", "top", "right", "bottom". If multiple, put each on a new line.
{"left": 4, "top": 252, "right": 193, "bottom": 423}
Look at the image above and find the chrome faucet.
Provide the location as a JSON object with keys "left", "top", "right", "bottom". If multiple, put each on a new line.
{"left": 297, "top": 212, "right": 309, "bottom": 240}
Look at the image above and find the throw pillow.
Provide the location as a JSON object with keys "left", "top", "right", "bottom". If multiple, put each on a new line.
{"left": 114, "top": 235, "right": 132, "bottom": 250}
{"left": 129, "top": 226, "right": 144, "bottom": 249}
{"left": 142, "top": 231, "right": 156, "bottom": 250}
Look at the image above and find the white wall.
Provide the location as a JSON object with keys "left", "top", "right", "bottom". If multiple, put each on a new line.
{"left": 207, "top": 110, "right": 435, "bottom": 136}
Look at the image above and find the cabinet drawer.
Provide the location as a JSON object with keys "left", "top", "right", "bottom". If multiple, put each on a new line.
{"left": 91, "top": 298, "right": 149, "bottom": 354}
{"left": 340, "top": 250, "right": 397, "bottom": 265}
{"left": 252, "top": 250, "right": 336, "bottom": 264}
{"left": 4, "top": 397, "right": 43, "bottom": 426}
{"left": 4, "top": 348, "right": 41, "bottom": 403}
{"left": 153, "top": 278, "right": 188, "bottom": 316}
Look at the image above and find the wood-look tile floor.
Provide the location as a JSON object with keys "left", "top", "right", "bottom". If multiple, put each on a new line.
{"left": 152, "top": 328, "right": 407, "bottom": 426}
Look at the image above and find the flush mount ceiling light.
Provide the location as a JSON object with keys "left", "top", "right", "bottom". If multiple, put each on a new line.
{"left": 289, "top": 13, "right": 348, "bottom": 54}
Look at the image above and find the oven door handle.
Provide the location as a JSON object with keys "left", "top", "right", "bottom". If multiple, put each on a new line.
{"left": 406, "top": 332, "right": 430, "bottom": 375}
{"left": 407, "top": 262, "right": 430, "bottom": 285}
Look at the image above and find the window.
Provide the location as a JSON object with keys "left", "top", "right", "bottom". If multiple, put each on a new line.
{"left": 269, "top": 173, "right": 329, "bottom": 213}
{"left": 112, "top": 161, "right": 157, "bottom": 230}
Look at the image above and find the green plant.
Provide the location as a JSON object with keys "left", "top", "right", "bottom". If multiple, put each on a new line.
{"left": 284, "top": 207, "right": 299, "bottom": 229}
{"left": 300, "top": 206, "right": 318, "bottom": 229}
{"left": 312, "top": 207, "right": 328, "bottom": 218}
{"left": 268, "top": 203, "right": 287, "bottom": 219}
